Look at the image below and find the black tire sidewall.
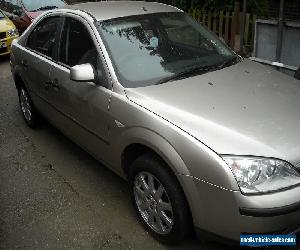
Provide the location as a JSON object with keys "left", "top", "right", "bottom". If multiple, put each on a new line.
{"left": 129, "top": 153, "right": 191, "bottom": 244}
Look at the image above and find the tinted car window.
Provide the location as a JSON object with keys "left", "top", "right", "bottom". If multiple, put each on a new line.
{"left": 27, "top": 16, "right": 61, "bottom": 58}
{"left": 1, "top": 0, "right": 21, "bottom": 14}
{"left": 59, "top": 17, "right": 97, "bottom": 68}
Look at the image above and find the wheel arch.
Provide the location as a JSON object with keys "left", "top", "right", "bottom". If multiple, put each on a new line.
{"left": 119, "top": 128, "right": 191, "bottom": 179}
{"left": 120, "top": 131, "right": 195, "bottom": 235}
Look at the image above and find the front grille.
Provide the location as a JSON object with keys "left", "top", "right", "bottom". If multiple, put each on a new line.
{"left": 0, "top": 32, "right": 6, "bottom": 40}
{"left": 0, "top": 47, "right": 7, "bottom": 54}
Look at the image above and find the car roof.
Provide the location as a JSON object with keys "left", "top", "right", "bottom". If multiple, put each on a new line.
{"left": 62, "top": 1, "right": 181, "bottom": 21}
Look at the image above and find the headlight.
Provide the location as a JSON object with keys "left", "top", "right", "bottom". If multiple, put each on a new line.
{"left": 222, "top": 156, "right": 300, "bottom": 194}
{"left": 7, "top": 28, "right": 18, "bottom": 37}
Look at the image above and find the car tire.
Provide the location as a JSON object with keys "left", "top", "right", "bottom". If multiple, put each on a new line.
{"left": 18, "top": 86, "right": 39, "bottom": 128}
{"left": 129, "top": 153, "right": 192, "bottom": 244}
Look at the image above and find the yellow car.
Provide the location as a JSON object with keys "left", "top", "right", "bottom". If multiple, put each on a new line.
{"left": 0, "top": 9, "right": 19, "bottom": 56}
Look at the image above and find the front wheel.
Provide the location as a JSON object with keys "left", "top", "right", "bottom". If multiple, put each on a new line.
{"left": 18, "top": 87, "right": 39, "bottom": 128}
{"left": 129, "top": 153, "right": 192, "bottom": 244}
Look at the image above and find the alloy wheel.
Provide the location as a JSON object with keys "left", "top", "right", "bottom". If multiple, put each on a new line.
{"left": 19, "top": 88, "right": 32, "bottom": 122}
{"left": 134, "top": 171, "right": 174, "bottom": 235}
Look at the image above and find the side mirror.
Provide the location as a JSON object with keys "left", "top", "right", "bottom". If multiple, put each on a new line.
{"left": 295, "top": 68, "right": 300, "bottom": 80}
{"left": 70, "top": 63, "right": 95, "bottom": 82}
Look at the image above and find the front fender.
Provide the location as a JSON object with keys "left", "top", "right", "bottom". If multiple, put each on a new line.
{"left": 115, "top": 127, "right": 192, "bottom": 177}
{"left": 108, "top": 91, "right": 239, "bottom": 191}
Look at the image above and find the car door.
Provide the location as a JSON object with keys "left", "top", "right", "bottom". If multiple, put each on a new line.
{"left": 47, "top": 16, "right": 113, "bottom": 162}
{"left": 21, "top": 15, "right": 62, "bottom": 115}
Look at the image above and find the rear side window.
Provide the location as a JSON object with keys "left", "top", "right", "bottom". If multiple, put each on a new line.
{"left": 27, "top": 16, "right": 61, "bottom": 58}
{"left": 59, "top": 17, "right": 97, "bottom": 67}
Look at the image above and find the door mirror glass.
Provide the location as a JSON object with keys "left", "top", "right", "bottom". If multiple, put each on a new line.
{"left": 70, "top": 63, "right": 95, "bottom": 82}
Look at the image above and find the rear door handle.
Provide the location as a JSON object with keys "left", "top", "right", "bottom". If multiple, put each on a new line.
{"left": 45, "top": 79, "right": 60, "bottom": 91}
{"left": 52, "top": 79, "right": 60, "bottom": 91}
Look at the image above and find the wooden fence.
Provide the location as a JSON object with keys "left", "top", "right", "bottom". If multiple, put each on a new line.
{"left": 188, "top": 7, "right": 257, "bottom": 51}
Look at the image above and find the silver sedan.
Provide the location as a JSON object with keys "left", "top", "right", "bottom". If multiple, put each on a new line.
{"left": 10, "top": 1, "right": 300, "bottom": 244}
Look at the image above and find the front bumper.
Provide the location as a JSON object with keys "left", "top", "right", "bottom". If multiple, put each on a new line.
{"left": 180, "top": 175, "right": 300, "bottom": 242}
{"left": 0, "top": 35, "right": 18, "bottom": 56}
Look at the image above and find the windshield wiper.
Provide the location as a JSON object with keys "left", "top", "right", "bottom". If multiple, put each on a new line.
{"left": 156, "top": 56, "right": 241, "bottom": 85}
{"left": 156, "top": 65, "right": 214, "bottom": 85}
{"left": 33, "top": 6, "right": 58, "bottom": 11}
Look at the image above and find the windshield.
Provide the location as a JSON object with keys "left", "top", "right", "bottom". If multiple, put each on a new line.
{"left": 97, "top": 12, "right": 237, "bottom": 88}
{"left": 22, "top": 0, "right": 65, "bottom": 11}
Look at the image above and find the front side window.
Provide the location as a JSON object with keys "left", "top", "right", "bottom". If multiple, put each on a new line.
{"left": 22, "top": 0, "right": 65, "bottom": 12}
{"left": 27, "top": 16, "right": 61, "bottom": 58}
{"left": 59, "top": 17, "right": 98, "bottom": 68}
{"left": 98, "top": 12, "right": 237, "bottom": 88}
